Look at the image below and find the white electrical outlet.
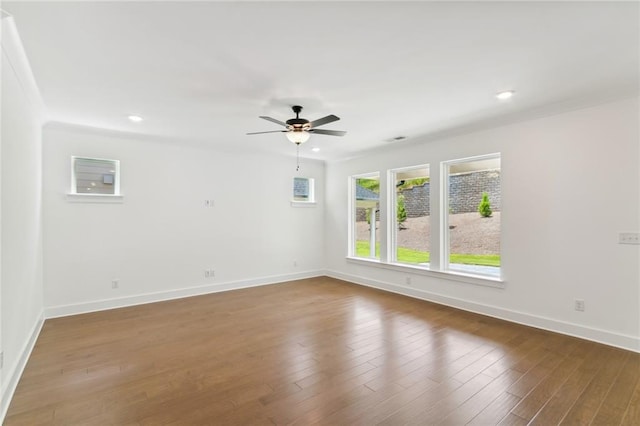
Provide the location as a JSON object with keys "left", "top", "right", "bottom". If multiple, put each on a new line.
{"left": 111, "top": 279, "right": 119, "bottom": 289}
{"left": 619, "top": 232, "right": 640, "bottom": 245}
{"left": 575, "top": 299, "right": 585, "bottom": 312}
{"left": 293, "top": 260, "right": 298, "bottom": 267}
{"left": 205, "top": 269, "right": 215, "bottom": 278}
{"left": 405, "top": 277, "right": 412, "bottom": 286}
{"left": 204, "top": 199, "right": 215, "bottom": 208}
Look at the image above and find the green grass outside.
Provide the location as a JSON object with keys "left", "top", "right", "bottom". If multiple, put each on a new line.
{"left": 355, "top": 241, "right": 500, "bottom": 267}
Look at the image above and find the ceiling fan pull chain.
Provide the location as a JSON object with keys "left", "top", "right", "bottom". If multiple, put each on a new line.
{"left": 296, "top": 143, "right": 300, "bottom": 171}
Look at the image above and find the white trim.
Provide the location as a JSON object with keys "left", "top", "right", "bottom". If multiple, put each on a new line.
{"left": 66, "top": 193, "right": 124, "bottom": 203}
{"left": 387, "top": 169, "right": 397, "bottom": 263}
{"left": 349, "top": 172, "right": 381, "bottom": 259}
{"left": 389, "top": 164, "right": 430, "bottom": 264}
{"left": 1, "top": 312, "right": 44, "bottom": 423}
{"left": 290, "top": 201, "right": 317, "bottom": 208}
{"left": 326, "top": 269, "right": 639, "bottom": 353}
{"left": 44, "top": 121, "right": 177, "bottom": 144}
{"left": 441, "top": 152, "right": 501, "bottom": 275}
{"left": 347, "top": 176, "right": 355, "bottom": 257}
{"left": 346, "top": 256, "right": 504, "bottom": 288}
{"left": 351, "top": 171, "right": 381, "bottom": 180}
{"left": 0, "top": 16, "right": 47, "bottom": 123}
{"left": 441, "top": 152, "right": 502, "bottom": 168}
{"left": 440, "top": 160, "right": 450, "bottom": 270}
{"left": 45, "top": 270, "right": 324, "bottom": 319}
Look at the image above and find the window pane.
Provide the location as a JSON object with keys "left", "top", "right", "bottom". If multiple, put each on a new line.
{"left": 353, "top": 174, "right": 380, "bottom": 259}
{"left": 73, "top": 157, "right": 118, "bottom": 195}
{"left": 393, "top": 166, "right": 430, "bottom": 266}
{"left": 446, "top": 155, "right": 501, "bottom": 277}
{"left": 293, "top": 177, "right": 313, "bottom": 202}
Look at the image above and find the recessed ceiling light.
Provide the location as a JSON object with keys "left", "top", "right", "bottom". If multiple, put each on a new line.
{"left": 495, "top": 90, "right": 515, "bottom": 100}
{"left": 128, "top": 115, "right": 143, "bottom": 122}
{"left": 311, "top": 147, "right": 320, "bottom": 152}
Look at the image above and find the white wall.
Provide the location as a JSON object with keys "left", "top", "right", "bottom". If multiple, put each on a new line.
{"left": 1, "top": 16, "right": 46, "bottom": 419}
{"left": 325, "top": 97, "right": 640, "bottom": 351}
{"left": 42, "top": 125, "right": 325, "bottom": 315}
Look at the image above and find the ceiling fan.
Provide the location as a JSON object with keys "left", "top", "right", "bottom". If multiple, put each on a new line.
{"left": 247, "top": 105, "right": 346, "bottom": 145}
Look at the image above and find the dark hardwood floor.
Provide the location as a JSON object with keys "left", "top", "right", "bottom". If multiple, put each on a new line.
{"left": 5, "top": 277, "right": 640, "bottom": 425}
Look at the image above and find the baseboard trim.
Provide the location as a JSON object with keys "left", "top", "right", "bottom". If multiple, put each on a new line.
{"left": 45, "top": 270, "right": 324, "bottom": 319}
{"left": 326, "top": 269, "right": 640, "bottom": 353}
{"left": 1, "top": 311, "right": 45, "bottom": 423}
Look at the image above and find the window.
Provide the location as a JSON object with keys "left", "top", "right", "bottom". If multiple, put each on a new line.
{"left": 391, "top": 165, "right": 430, "bottom": 266}
{"left": 351, "top": 173, "right": 380, "bottom": 260}
{"left": 71, "top": 156, "right": 120, "bottom": 195}
{"left": 293, "top": 177, "right": 314, "bottom": 202}
{"left": 443, "top": 154, "right": 501, "bottom": 278}
{"left": 347, "top": 153, "right": 501, "bottom": 284}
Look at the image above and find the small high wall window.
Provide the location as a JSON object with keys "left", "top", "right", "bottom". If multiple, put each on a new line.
{"left": 292, "top": 177, "right": 314, "bottom": 202}
{"left": 351, "top": 173, "right": 380, "bottom": 260}
{"left": 443, "top": 153, "right": 501, "bottom": 278}
{"left": 71, "top": 156, "right": 120, "bottom": 195}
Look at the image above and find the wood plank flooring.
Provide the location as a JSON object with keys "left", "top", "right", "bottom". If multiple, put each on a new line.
{"left": 5, "top": 277, "right": 640, "bottom": 425}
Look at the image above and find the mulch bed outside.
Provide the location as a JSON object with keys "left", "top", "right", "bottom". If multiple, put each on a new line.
{"left": 356, "top": 212, "right": 501, "bottom": 255}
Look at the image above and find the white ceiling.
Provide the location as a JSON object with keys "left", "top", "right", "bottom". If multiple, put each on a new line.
{"left": 4, "top": 1, "right": 639, "bottom": 161}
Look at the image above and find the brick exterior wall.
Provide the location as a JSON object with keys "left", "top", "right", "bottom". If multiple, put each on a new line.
{"left": 447, "top": 169, "right": 501, "bottom": 214}
{"left": 399, "top": 169, "right": 501, "bottom": 218}
{"left": 400, "top": 183, "right": 430, "bottom": 217}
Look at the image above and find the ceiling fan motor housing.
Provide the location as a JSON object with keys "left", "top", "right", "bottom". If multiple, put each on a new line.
{"left": 287, "top": 106, "right": 310, "bottom": 131}
{"left": 286, "top": 118, "right": 311, "bottom": 131}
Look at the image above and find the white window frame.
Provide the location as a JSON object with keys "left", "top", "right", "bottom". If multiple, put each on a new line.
{"left": 349, "top": 172, "right": 381, "bottom": 260}
{"left": 388, "top": 164, "right": 431, "bottom": 268}
{"left": 345, "top": 155, "right": 503, "bottom": 288}
{"left": 440, "top": 152, "right": 501, "bottom": 278}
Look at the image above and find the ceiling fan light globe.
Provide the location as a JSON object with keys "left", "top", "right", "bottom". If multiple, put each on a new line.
{"left": 286, "top": 130, "right": 310, "bottom": 144}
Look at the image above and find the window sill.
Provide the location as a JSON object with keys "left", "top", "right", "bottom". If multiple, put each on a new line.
{"left": 346, "top": 256, "right": 504, "bottom": 289}
{"left": 290, "top": 201, "right": 317, "bottom": 208}
{"left": 66, "top": 193, "right": 124, "bottom": 203}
